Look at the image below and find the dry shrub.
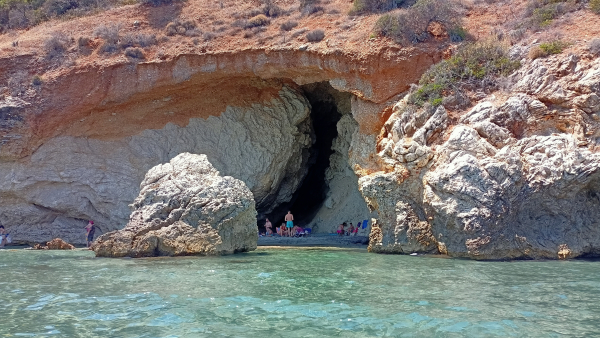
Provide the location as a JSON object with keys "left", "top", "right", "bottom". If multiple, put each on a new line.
{"left": 247, "top": 14, "right": 269, "bottom": 28}
{"left": 120, "top": 33, "right": 157, "bottom": 49}
{"left": 528, "top": 45, "right": 547, "bottom": 59}
{"left": 351, "top": 0, "right": 396, "bottom": 14}
{"left": 306, "top": 29, "right": 325, "bottom": 42}
{"left": 94, "top": 23, "right": 120, "bottom": 44}
{"left": 165, "top": 19, "right": 196, "bottom": 36}
{"left": 32, "top": 75, "right": 43, "bottom": 86}
{"left": 300, "top": 0, "right": 324, "bottom": 15}
{"left": 124, "top": 47, "right": 145, "bottom": 59}
{"left": 141, "top": 0, "right": 180, "bottom": 6}
{"left": 44, "top": 33, "right": 69, "bottom": 59}
{"left": 589, "top": 38, "right": 600, "bottom": 55}
{"left": 373, "top": 0, "right": 460, "bottom": 43}
{"left": 95, "top": 24, "right": 120, "bottom": 54}
{"left": 280, "top": 20, "right": 298, "bottom": 31}
{"left": 591, "top": 0, "right": 600, "bottom": 14}
{"left": 262, "top": 0, "right": 283, "bottom": 17}
{"left": 203, "top": 32, "right": 216, "bottom": 41}
{"left": 291, "top": 28, "right": 307, "bottom": 39}
{"left": 0, "top": 0, "right": 114, "bottom": 31}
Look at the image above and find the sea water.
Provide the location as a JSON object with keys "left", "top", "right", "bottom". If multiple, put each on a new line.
{"left": 1, "top": 247, "right": 599, "bottom": 337}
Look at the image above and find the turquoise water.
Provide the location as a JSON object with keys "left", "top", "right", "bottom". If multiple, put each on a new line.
{"left": 1, "top": 247, "right": 600, "bottom": 337}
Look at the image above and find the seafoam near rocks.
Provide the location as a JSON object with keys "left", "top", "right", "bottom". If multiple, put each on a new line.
{"left": 359, "top": 53, "right": 600, "bottom": 260}
{"left": 93, "top": 153, "right": 257, "bottom": 257}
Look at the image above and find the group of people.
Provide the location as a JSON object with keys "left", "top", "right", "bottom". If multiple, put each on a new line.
{"left": 262, "top": 211, "right": 309, "bottom": 237}
{"left": 336, "top": 222, "right": 360, "bottom": 236}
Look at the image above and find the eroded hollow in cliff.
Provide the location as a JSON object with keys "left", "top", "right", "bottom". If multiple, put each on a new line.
{"left": 267, "top": 82, "right": 366, "bottom": 230}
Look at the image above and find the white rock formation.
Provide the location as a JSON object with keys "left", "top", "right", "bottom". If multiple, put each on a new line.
{"left": 93, "top": 153, "right": 257, "bottom": 257}
{"left": 0, "top": 86, "right": 312, "bottom": 245}
{"left": 358, "top": 53, "right": 600, "bottom": 260}
{"left": 311, "top": 114, "right": 373, "bottom": 234}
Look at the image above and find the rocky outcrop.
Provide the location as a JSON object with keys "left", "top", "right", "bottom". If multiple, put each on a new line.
{"left": 92, "top": 153, "right": 257, "bottom": 258}
{"left": 32, "top": 238, "right": 75, "bottom": 250}
{"left": 0, "top": 85, "right": 312, "bottom": 245}
{"left": 358, "top": 53, "right": 600, "bottom": 260}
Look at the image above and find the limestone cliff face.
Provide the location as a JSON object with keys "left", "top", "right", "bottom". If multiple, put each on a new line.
{"left": 0, "top": 85, "right": 312, "bottom": 245}
{"left": 358, "top": 54, "right": 600, "bottom": 260}
{"left": 312, "top": 114, "right": 374, "bottom": 234}
{"left": 93, "top": 153, "right": 257, "bottom": 257}
{"left": 0, "top": 46, "right": 436, "bottom": 245}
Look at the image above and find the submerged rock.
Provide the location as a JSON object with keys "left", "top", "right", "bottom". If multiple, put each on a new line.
{"left": 92, "top": 153, "right": 258, "bottom": 258}
{"left": 32, "top": 238, "right": 75, "bottom": 250}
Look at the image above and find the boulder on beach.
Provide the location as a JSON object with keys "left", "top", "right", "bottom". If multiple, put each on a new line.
{"left": 92, "top": 153, "right": 258, "bottom": 258}
{"left": 33, "top": 238, "right": 75, "bottom": 250}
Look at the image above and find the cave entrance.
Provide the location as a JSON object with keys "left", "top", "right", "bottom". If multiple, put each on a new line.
{"left": 269, "top": 82, "right": 351, "bottom": 228}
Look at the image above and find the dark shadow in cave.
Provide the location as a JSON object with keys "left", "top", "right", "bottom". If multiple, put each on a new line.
{"left": 266, "top": 82, "right": 350, "bottom": 229}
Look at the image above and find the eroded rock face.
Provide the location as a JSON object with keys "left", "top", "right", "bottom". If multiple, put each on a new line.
{"left": 358, "top": 53, "right": 600, "bottom": 260}
{"left": 312, "top": 114, "right": 374, "bottom": 233}
{"left": 0, "top": 86, "right": 311, "bottom": 245}
{"left": 93, "top": 153, "right": 257, "bottom": 258}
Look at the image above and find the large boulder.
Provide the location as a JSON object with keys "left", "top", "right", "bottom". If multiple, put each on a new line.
{"left": 92, "top": 153, "right": 258, "bottom": 258}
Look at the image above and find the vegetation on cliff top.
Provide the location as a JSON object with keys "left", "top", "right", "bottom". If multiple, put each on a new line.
{"left": 408, "top": 40, "right": 520, "bottom": 107}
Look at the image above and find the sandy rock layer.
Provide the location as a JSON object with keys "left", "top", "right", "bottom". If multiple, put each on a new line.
{"left": 93, "top": 153, "right": 257, "bottom": 258}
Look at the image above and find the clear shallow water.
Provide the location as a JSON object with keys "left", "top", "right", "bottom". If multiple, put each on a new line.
{"left": 1, "top": 248, "right": 600, "bottom": 337}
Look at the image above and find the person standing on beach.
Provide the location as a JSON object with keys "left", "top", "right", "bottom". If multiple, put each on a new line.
{"left": 285, "top": 211, "right": 294, "bottom": 231}
{"left": 265, "top": 218, "right": 273, "bottom": 236}
{"left": 85, "top": 221, "right": 95, "bottom": 248}
{"left": 0, "top": 225, "right": 7, "bottom": 247}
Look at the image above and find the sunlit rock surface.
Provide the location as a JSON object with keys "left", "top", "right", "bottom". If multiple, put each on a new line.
{"left": 93, "top": 153, "right": 257, "bottom": 258}
{"left": 359, "top": 54, "right": 600, "bottom": 260}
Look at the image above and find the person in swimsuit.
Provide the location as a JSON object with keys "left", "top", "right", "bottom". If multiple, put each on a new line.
{"left": 347, "top": 223, "right": 355, "bottom": 236}
{"left": 337, "top": 223, "right": 345, "bottom": 236}
{"left": 280, "top": 222, "right": 287, "bottom": 237}
{"left": 85, "top": 221, "right": 95, "bottom": 248}
{"left": 284, "top": 211, "right": 294, "bottom": 230}
{"left": 265, "top": 218, "right": 273, "bottom": 236}
{"left": 0, "top": 225, "right": 7, "bottom": 247}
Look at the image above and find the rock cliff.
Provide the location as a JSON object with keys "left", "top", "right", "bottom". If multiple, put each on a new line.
{"left": 359, "top": 53, "right": 600, "bottom": 260}
{"left": 93, "top": 153, "right": 257, "bottom": 257}
{"left": 0, "top": 43, "right": 434, "bottom": 244}
{"left": 0, "top": 84, "right": 313, "bottom": 245}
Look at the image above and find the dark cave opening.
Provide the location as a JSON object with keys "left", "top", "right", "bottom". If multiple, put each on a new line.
{"left": 265, "top": 82, "right": 348, "bottom": 229}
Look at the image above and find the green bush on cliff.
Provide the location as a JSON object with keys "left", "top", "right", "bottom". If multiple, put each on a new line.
{"left": 372, "top": 0, "right": 461, "bottom": 43}
{"left": 409, "top": 40, "right": 521, "bottom": 107}
{"left": 591, "top": 0, "right": 600, "bottom": 13}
